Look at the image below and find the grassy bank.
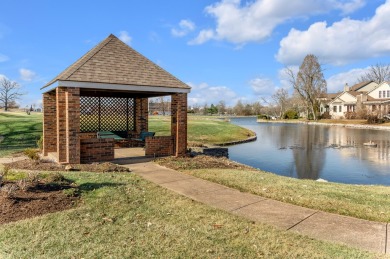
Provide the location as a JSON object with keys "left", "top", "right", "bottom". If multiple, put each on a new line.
{"left": 158, "top": 157, "right": 390, "bottom": 222}
{"left": 259, "top": 118, "right": 390, "bottom": 127}
{"left": 0, "top": 112, "right": 42, "bottom": 157}
{"left": 0, "top": 113, "right": 253, "bottom": 157}
{"left": 149, "top": 115, "right": 254, "bottom": 145}
{"left": 0, "top": 171, "right": 373, "bottom": 258}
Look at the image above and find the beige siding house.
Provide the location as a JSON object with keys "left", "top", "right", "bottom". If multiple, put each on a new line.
{"left": 322, "top": 81, "right": 390, "bottom": 119}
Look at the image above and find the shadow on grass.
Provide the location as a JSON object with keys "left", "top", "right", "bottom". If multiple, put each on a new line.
{"left": 0, "top": 113, "right": 27, "bottom": 118}
{"left": 78, "top": 182, "right": 125, "bottom": 192}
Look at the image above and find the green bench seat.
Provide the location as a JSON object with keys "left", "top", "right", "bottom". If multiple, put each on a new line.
{"left": 131, "top": 131, "right": 155, "bottom": 142}
{"left": 97, "top": 131, "right": 125, "bottom": 141}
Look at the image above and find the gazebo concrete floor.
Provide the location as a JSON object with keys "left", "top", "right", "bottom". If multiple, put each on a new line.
{"left": 113, "top": 147, "right": 155, "bottom": 164}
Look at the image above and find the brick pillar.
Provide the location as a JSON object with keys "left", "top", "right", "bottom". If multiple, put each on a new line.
{"left": 43, "top": 91, "right": 57, "bottom": 156}
{"left": 56, "top": 87, "right": 80, "bottom": 164}
{"left": 66, "top": 87, "right": 80, "bottom": 164}
{"left": 56, "top": 87, "right": 67, "bottom": 163}
{"left": 171, "top": 93, "right": 187, "bottom": 157}
{"left": 135, "top": 98, "right": 148, "bottom": 133}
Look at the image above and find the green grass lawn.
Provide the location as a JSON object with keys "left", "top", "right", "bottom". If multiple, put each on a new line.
{"left": 0, "top": 113, "right": 253, "bottom": 157}
{"left": 0, "top": 171, "right": 374, "bottom": 258}
{"left": 0, "top": 112, "right": 42, "bottom": 157}
{"left": 161, "top": 160, "right": 390, "bottom": 222}
{"left": 149, "top": 115, "right": 255, "bottom": 145}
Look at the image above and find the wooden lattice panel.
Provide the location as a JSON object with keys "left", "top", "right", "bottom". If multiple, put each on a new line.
{"left": 80, "top": 96, "right": 135, "bottom": 132}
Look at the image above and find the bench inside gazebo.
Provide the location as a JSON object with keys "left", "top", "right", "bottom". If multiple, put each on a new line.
{"left": 41, "top": 34, "right": 190, "bottom": 164}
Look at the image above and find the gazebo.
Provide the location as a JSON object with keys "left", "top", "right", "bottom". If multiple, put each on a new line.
{"left": 41, "top": 34, "right": 191, "bottom": 164}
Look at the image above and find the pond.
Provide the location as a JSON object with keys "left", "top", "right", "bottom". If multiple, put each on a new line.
{"left": 229, "top": 117, "right": 390, "bottom": 185}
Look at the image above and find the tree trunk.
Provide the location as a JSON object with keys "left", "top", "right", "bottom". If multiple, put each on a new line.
{"left": 311, "top": 105, "right": 317, "bottom": 120}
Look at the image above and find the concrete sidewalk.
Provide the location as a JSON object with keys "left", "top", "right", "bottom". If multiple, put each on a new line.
{"left": 126, "top": 162, "right": 388, "bottom": 254}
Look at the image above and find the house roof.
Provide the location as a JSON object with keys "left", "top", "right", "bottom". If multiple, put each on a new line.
{"left": 318, "top": 92, "right": 340, "bottom": 100}
{"left": 42, "top": 34, "right": 190, "bottom": 91}
{"left": 349, "top": 81, "right": 373, "bottom": 91}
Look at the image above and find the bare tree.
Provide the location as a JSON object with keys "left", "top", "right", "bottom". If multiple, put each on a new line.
{"left": 217, "top": 100, "right": 226, "bottom": 115}
{"left": 358, "top": 63, "right": 390, "bottom": 84}
{"left": 272, "top": 88, "right": 289, "bottom": 118}
{"left": 0, "top": 77, "right": 23, "bottom": 111}
{"left": 158, "top": 97, "right": 166, "bottom": 115}
{"left": 285, "top": 54, "right": 327, "bottom": 120}
{"left": 233, "top": 100, "right": 244, "bottom": 115}
{"left": 252, "top": 101, "right": 263, "bottom": 115}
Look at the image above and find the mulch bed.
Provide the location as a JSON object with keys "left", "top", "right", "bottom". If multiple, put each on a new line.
{"left": 156, "top": 155, "right": 253, "bottom": 170}
{"left": 5, "top": 159, "right": 131, "bottom": 173}
{"left": 0, "top": 158, "right": 130, "bottom": 225}
{"left": 0, "top": 180, "right": 79, "bottom": 225}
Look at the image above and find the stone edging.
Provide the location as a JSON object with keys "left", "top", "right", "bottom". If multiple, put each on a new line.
{"left": 257, "top": 119, "right": 390, "bottom": 131}
{"left": 215, "top": 135, "right": 257, "bottom": 146}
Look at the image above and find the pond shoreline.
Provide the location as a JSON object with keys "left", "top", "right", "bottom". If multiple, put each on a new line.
{"left": 257, "top": 119, "right": 390, "bottom": 131}
{"left": 215, "top": 135, "right": 257, "bottom": 146}
{"left": 229, "top": 117, "right": 390, "bottom": 185}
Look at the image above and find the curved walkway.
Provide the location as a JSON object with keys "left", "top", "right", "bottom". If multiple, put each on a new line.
{"left": 125, "top": 161, "right": 389, "bottom": 254}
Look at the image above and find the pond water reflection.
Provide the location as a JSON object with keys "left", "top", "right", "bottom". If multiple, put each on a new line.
{"left": 229, "top": 117, "right": 390, "bottom": 185}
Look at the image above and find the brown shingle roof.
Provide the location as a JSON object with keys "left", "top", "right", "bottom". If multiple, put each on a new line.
{"left": 350, "top": 81, "right": 372, "bottom": 91}
{"left": 42, "top": 34, "right": 190, "bottom": 90}
{"left": 319, "top": 92, "right": 340, "bottom": 100}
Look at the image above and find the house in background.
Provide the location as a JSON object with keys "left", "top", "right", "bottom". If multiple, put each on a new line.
{"left": 321, "top": 81, "right": 390, "bottom": 119}
{"left": 364, "top": 82, "right": 390, "bottom": 116}
{"left": 319, "top": 92, "right": 339, "bottom": 115}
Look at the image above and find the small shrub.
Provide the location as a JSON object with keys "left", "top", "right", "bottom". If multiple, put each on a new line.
{"left": 283, "top": 109, "right": 299, "bottom": 119}
{"left": 63, "top": 188, "right": 79, "bottom": 197}
{"left": 0, "top": 184, "right": 18, "bottom": 199}
{"left": 17, "top": 179, "right": 29, "bottom": 192}
{"left": 345, "top": 112, "right": 357, "bottom": 119}
{"left": 320, "top": 111, "right": 331, "bottom": 119}
{"left": 24, "top": 148, "right": 40, "bottom": 161}
{"left": 0, "top": 165, "right": 10, "bottom": 187}
{"left": 257, "top": 114, "right": 270, "bottom": 120}
{"left": 45, "top": 172, "right": 66, "bottom": 184}
{"left": 367, "top": 115, "right": 384, "bottom": 124}
{"left": 27, "top": 172, "right": 40, "bottom": 184}
{"left": 37, "top": 135, "right": 43, "bottom": 150}
{"left": 356, "top": 107, "right": 368, "bottom": 119}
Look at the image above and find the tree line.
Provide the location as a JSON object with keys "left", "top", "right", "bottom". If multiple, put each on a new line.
{"left": 189, "top": 55, "right": 390, "bottom": 119}
{"left": 2, "top": 55, "right": 389, "bottom": 117}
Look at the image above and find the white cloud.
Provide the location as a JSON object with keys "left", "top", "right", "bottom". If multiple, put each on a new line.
{"left": 171, "top": 19, "right": 196, "bottom": 37}
{"left": 334, "top": 0, "right": 365, "bottom": 15}
{"left": 190, "top": 0, "right": 365, "bottom": 45}
{"left": 250, "top": 77, "right": 277, "bottom": 96}
{"left": 0, "top": 53, "right": 8, "bottom": 62}
{"left": 19, "top": 68, "right": 36, "bottom": 81}
{"left": 188, "top": 29, "right": 215, "bottom": 45}
{"left": 187, "top": 82, "right": 238, "bottom": 106}
{"left": 277, "top": 1, "right": 390, "bottom": 66}
{"left": 326, "top": 68, "right": 368, "bottom": 92}
{"left": 119, "top": 31, "right": 132, "bottom": 44}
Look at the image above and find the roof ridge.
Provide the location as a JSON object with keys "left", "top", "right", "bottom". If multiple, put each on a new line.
{"left": 42, "top": 34, "right": 191, "bottom": 90}
{"left": 42, "top": 35, "right": 115, "bottom": 88}
{"left": 115, "top": 38, "right": 189, "bottom": 87}
{"left": 64, "top": 35, "right": 115, "bottom": 80}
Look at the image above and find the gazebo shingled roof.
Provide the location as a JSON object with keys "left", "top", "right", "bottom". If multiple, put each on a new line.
{"left": 42, "top": 34, "right": 190, "bottom": 164}
{"left": 42, "top": 34, "right": 190, "bottom": 93}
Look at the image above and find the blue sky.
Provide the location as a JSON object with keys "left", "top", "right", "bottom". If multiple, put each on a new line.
{"left": 1, "top": 0, "right": 390, "bottom": 107}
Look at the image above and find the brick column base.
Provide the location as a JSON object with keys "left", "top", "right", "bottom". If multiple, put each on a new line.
{"left": 171, "top": 93, "right": 187, "bottom": 157}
